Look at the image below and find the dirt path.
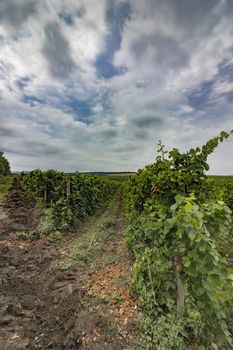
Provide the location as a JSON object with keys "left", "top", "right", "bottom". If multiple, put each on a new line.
{"left": 0, "top": 186, "right": 139, "bottom": 350}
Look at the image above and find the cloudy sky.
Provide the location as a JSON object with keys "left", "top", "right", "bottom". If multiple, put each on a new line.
{"left": 0, "top": 0, "right": 233, "bottom": 173}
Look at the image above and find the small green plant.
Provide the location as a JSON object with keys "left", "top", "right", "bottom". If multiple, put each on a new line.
{"left": 112, "top": 294, "right": 124, "bottom": 304}
{"left": 16, "top": 231, "right": 34, "bottom": 240}
{"left": 38, "top": 209, "right": 55, "bottom": 236}
{"left": 51, "top": 198, "right": 72, "bottom": 230}
{"left": 58, "top": 260, "right": 73, "bottom": 271}
{"left": 100, "top": 294, "right": 110, "bottom": 303}
{"left": 115, "top": 275, "right": 130, "bottom": 289}
{"left": 98, "top": 253, "right": 116, "bottom": 266}
{"left": 139, "top": 313, "right": 188, "bottom": 350}
{"left": 47, "top": 230, "right": 62, "bottom": 242}
{"left": 72, "top": 250, "right": 90, "bottom": 264}
{"left": 102, "top": 219, "right": 116, "bottom": 229}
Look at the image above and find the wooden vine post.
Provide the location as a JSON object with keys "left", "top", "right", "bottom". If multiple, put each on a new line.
{"left": 67, "top": 177, "right": 71, "bottom": 198}
{"left": 44, "top": 183, "right": 47, "bottom": 203}
{"left": 174, "top": 257, "right": 185, "bottom": 313}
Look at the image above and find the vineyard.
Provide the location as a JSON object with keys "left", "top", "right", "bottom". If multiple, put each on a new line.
{"left": 18, "top": 170, "right": 117, "bottom": 238}
{"left": 124, "top": 131, "right": 233, "bottom": 349}
{"left": 0, "top": 131, "right": 233, "bottom": 349}
{"left": 0, "top": 171, "right": 138, "bottom": 349}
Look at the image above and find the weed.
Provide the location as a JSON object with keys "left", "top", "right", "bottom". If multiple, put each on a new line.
{"left": 0, "top": 176, "right": 13, "bottom": 201}
{"left": 98, "top": 253, "right": 116, "bottom": 266}
{"left": 16, "top": 231, "right": 34, "bottom": 240}
{"left": 115, "top": 274, "right": 130, "bottom": 289}
{"left": 58, "top": 260, "right": 73, "bottom": 271}
{"left": 79, "top": 298, "right": 91, "bottom": 309}
{"left": 102, "top": 219, "right": 116, "bottom": 230}
{"left": 73, "top": 250, "right": 90, "bottom": 264}
{"left": 47, "top": 231, "right": 62, "bottom": 242}
{"left": 100, "top": 294, "right": 110, "bottom": 303}
{"left": 38, "top": 209, "right": 55, "bottom": 236}
{"left": 112, "top": 294, "right": 124, "bottom": 304}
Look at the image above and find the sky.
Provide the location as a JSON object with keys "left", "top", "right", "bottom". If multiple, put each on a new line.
{"left": 0, "top": 0, "right": 233, "bottom": 174}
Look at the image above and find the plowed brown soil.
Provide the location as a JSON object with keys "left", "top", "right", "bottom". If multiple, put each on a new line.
{"left": 0, "top": 183, "right": 138, "bottom": 350}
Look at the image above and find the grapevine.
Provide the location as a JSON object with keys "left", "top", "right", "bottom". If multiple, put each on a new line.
{"left": 19, "top": 170, "right": 117, "bottom": 234}
{"left": 125, "top": 130, "right": 233, "bottom": 349}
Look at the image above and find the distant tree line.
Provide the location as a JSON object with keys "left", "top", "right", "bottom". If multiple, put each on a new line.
{"left": 0, "top": 152, "right": 11, "bottom": 175}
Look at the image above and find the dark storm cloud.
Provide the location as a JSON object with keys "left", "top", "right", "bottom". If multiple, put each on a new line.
{"left": 24, "top": 141, "right": 62, "bottom": 156}
{"left": 2, "top": 140, "right": 62, "bottom": 157}
{"left": 76, "top": 5, "right": 86, "bottom": 18}
{"left": 0, "top": 0, "right": 37, "bottom": 28}
{"left": 42, "top": 22, "right": 76, "bottom": 79}
{"left": 132, "top": 33, "right": 189, "bottom": 70}
{"left": 134, "top": 130, "right": 148, "bottom": 140}
{"left": 22, "top": 94, "right": 45, "bottom": 107}
{"left": 99, "top": 129, "right": 118, "bottom": 143}
{"left": 225, "top": 91, "right": 233, "bottom": 103}
{"left": 58, "top": 13, "right": 75, "bottom": 26}
{"left": 0, "top": 126, "right": 18, "bottom": 138}
{"left": 133, "top": 116, "right": 163, "bottom": 129}
{"left": 112, "top": 143, "right": 141, "bottom": 153}
{"left": 170, "top": 0, "right": 219, "bottom": 32}
{"left": 218, "top": 60, "right": 233, "bottom": 83}
{"left": 58, "top": 5, "right": 86, "bottom": 26}
{"left": 16, "top": 76, "right": 32, "bottom": 90}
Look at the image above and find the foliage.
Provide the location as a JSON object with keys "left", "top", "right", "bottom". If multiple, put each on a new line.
{"left": 207, "top": 176, "right": 233, "bottom": 206}
{"left": 19, "top": 169, "right": 117, "bottom": 234}
{"left": 47, "top": 231, "right": 63, "bottom": 243}
{"left": 0, "top": 175, "right": 13, "bottom": 200}
{"left": 125, "top": 130, "right": 233, "bottom": 349}
{"left": 19, "top": 169, "right": 66, "bottom": 204}
{"left": 139, "top": 313, "right": 191, "bottom": 350}
{"left": 51, "top": 198, "right": 72, "bottom": 230}
{"left": 38, "top": 209, "right": 55, "bottom": 236}
{"left": 125, "top": 131, "right": 232, "bottom": 210}
{"left": 220, "top": 180, "right": 233, "bottom": 210}
{"left": 16, "top": 231, "right": 34, "bottom": 241}
{"left": 0, "top": 152, "right": 11, "bottom": 175}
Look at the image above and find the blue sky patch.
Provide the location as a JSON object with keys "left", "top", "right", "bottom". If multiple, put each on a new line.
{"left": 22, "top": 94, "right": 45, "bottom": 106}
{"left": 186, "top": 80, "right": 215, "bottom": 110}
{"left": 95, "top": 1, "right": 131, "bottom": 79}
{"left": 62, "top": 97, "right": 94, "bottom": 124}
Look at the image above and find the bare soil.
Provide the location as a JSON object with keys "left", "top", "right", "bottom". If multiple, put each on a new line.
{"left": 0, "top": 184, "right": 139, "bottom": 350}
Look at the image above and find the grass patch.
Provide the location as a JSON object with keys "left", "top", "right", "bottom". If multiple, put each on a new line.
{"left": 38, "top": 209, "right": 55, "bottom": 236}
{"left": 0, "top": 175, "right": 13, "bottom": 201}
{"left": 58, "top": 191, "right": 120, "bottom": 270}
{"left": 47, "top": 230, "right": 63, "bottom": 243}
{"left": 16, "top": 231, "right": 34, "bottom": 240}
{"left": 99, "top": 293, "right": 124, "bottom": 304}
{"left": 71, "top": 220, "right": 114, "bottom": 267}
{"left": 101, "top": 218, "right": 116, "bottom": 229}
{"left": 115, "top": 274, "right": 130, "bottom": 289}
{"left": 98, "top": 252, "right": 116, "bottom": 266}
